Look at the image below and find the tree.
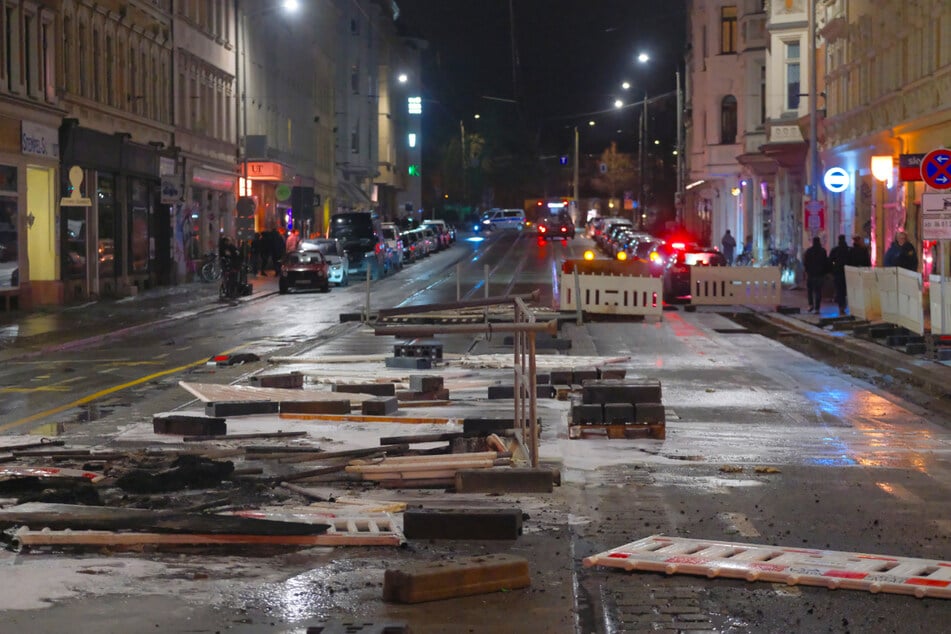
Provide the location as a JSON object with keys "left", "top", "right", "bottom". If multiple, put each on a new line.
{"left": 591, "top": 142, "right": 637, "bottom": 200}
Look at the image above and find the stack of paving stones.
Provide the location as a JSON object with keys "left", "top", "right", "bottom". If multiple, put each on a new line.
{"left": 385, "top": 338, "right": 443, "bottom": 369}
{"left": 925, "top": 334, "right": 951, "bottom": 361}
{"left": 396, "top": 375, "right": 449, "bottom": 402}
{"left": 569, "top": 374, "right": 666, "bottom": 440}
{"left": 333, "top": 382, "right": 399, "bottom": 416}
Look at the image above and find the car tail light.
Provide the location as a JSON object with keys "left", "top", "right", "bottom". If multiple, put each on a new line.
{"left": 671, "top": 242, "right": 686, "bottom": 250}
{"left": 560, "top": 226, "right": 567, "bottom": 232}
{"left": 539, "top": 225, "right": 547, "bottom": 233}
{"left": 649, "top": 251, "right": 662, "bottom": 263}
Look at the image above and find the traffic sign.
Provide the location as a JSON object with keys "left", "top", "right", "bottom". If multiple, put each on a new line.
{"left": 823, "top": 167, "right": 850, "bottom": 193}
{"left": 922, "top": 193, "right": 951, "bottom": 240}
{"left": 921, "top": 148, "right": 951, "bottom": 189}
{"left": 803, "top": 199, "right": 825, "bottom": 230}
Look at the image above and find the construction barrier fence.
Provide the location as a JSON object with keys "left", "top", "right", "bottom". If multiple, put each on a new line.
{"left": 846, "top": 266, "right": 924, "bottom": 335}
{"left": 689, "top": 267, "right": 782, "bottom": 306}
{"left": 559, "top": 271, "right": 663, "bottom": 319}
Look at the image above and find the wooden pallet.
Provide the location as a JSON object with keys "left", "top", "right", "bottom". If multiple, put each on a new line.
{"left": 569, "top": 423, "right": 665, "bottom": 440}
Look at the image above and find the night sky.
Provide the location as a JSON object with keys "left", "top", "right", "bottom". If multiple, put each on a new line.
{"left": 396, "top": 0, "right": 688, "bottom": 154}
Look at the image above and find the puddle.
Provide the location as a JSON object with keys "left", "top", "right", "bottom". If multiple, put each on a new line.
{"left": 30, "top": 421, "right": 66, "bottom": 436}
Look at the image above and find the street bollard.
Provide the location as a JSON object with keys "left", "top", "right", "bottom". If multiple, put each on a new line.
{"left": 365, "top": 265, "right": 371, "bottom": 323}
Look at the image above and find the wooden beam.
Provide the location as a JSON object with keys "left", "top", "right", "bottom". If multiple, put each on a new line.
{"left": 278, "top": 413, "right": 453, "bottom": 425}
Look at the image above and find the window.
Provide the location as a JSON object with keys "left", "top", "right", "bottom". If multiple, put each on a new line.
{"left": 350, "top": 63, "right": 359, "bottom": 95}
{"left": 720, "top": 6, "right": 737, "bottom": 54}
{"left": 759, "top": 64, "right": 766, "bottom": 125}
{"left": 93, "top": 28, "right": 100, "bottom": 102}
{"left": 785, "top": 41, "right": 801, "bottom": 111}
{"left": 351, "top": 122, "right": 360, "bottom": 154}
{"left": 106, "top": 36, "right": 114, "bottom": 105}
{"left": 720, "top": 95, "right": 737, "bottom": 144}
{"left": 350, "top": 18, "right": 359, "bottom": 35}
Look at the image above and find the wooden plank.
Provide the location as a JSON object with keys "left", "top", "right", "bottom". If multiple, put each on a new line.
{"left": 346, "top": 458, "right": 497, "bottom": 474}
{"left": 183, "top": 431, "right": 307, "bottom": 442}
{"left": 12, "top": 527, "right": 401, "bottom": 549}
{"left": 278, "top": 412, "right": 453, "bottom": 425}
{"left": 383, "top": 553, "right": 530, "bottom": 603}
{"left": 349, "top": 451, "right": 499, "bottom": 466}
{"left": 379, "top": 432, "right": 466, "bottom": 445}
{"left": 0, "top": 440, "right": 66, "bottom": 452}
{"left": 179, "top": 381, "right": 371, "bottom": 404}
{"left": 0, "top": 503, "right": 329, "bottom": 535}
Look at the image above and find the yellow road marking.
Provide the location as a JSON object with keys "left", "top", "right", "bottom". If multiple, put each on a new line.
{"left": 2, "top": 375, "right": 85, "bottom": 393}
{"left": 0, "top": 347, "right": 244, "bottom": 433}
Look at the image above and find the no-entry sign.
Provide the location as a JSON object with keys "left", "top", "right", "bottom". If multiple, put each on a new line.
{"left": 922, "top": 148, "right": 951, "bottom": 189}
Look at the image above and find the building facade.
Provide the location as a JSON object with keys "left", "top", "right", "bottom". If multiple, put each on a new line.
{"left": 683, "top": 0, "right": 767, "bottom": 251}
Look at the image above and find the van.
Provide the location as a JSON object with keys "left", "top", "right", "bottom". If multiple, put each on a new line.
{"left": 478, "top": 208, "right": 525, "bottom": 232}
{"left": 327, "top": 212, "right": 389, "bottom": 279}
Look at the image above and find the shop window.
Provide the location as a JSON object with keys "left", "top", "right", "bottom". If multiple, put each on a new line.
{"left": 62, "top": 206, "right": 86, "bottom": 280}
{"left": 97, "top": 174, "right": 117, "bottom": 280}
{"left": 720, "top": 95, "right": 737, "bottom": 144}
{"left": 129, "top": 178, "right": 150, "bottom": 274}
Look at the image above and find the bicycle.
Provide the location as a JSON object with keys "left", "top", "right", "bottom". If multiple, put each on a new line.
{"left": 200, "top": 251, "right": 222, "bottom": 283}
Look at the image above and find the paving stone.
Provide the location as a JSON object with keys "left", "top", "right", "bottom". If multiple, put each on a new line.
{"left": 571, "top": 403, "right": 603, "bottom": 424}
{"left": 487, "top": 385, "right": 515, "bottom": 399}
{"left": 403, "top": 508, "right": 523, "bottom": 540}
{"left": 383, "top": 553, "right": 530, "bottom": 604}
{"left": 603, "top": 402, "right": 635, "bottom": 424}
{"left": 550, "top": 369, "right": 573, "bottom": 385}
{"left": 384, "top": 357, "right": 433, "bottom": 369}
{"left": 535, "top": 372, "right": 551, "bottom": 385}
{"left": 409, "top": 375, "right": 444, "bottom": 392}
{"left": 205, "top": 400, "right": 279, "bottom": 417}
{"left": 454, "top": 468, "right": 555, "bottom": 493}
{"left": 583, "top": 379, "right": 662, "bottom": 405}
{"left": 333, "top": 382, "right": 396, "bottom": 397}
{"left": 152, "top": 415, "right": 226, "bottom": 436}
{"left": 249, "top": 372, "right": 303, "bottom": 389}
{"left": 396, "top": 388, "right": 450, "bottom": 401}
{"left": 305, "top": 621, "right": 410, "bottom": 634}
{"left": 597, "top": 366, "right": 627, "bottom": 379}
{"left": 361, "top": 396, "right": 398, "bottom": 416}
{"left": 571, "top": 369, "right": 599, "bottom": 384}
{"left": 635, "top": 402, "right": 666, "bottom": 424}
{"left": 279, "top": 400, "right": 352, "bottom": 415}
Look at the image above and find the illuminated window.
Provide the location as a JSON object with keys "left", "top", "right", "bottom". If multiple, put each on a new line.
{"left": 720, "top": 6, "right": 737, "bottom": 54}
{"left": 408, "top": 96, "right": 422, "bottom": 115}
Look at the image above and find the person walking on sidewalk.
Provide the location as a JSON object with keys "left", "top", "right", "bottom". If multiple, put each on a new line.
{"left": 893, "top": 231, "right": 918, "bottom": 271}
{"left": 721, "top": 230, "right": 736, "bottom": 265}
{"left": 803, "top": 236, "right": 829, "bottom": 314}
{"left": 850, "top": 235, "right": 871, "bottom": 267}
{"left": 829, "top": 234, "right": 850, "bottom": 315}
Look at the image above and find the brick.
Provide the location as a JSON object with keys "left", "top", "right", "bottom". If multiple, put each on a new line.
{"left": 338, "top": 312, "right": 364, "bottom": 322}
{"left": 361, "top": 396, "right": 399, "bottom": 416}
{"left": 635, "top": 402, "right": 666, "bottom": 424}
{"left": 305, "top": 621, "right": 410, "bottom": 634}
{"left": 535, "top": 373, "right": 551, "bottom": 385}
{"left": 333, "top": 383, "right": 396, "bottom": 397}
{"left": 603, "top": 402, "right": 635, "bottom": 424}
{"left": 205, "top": 400, "right": 279, "bottom": 417}
{"left": 487, "top": 385, "right": 515, "bottom": 399}
{"left": 403, "top": 508, "right": 522, "bottom": 540}
{"left": 383, "top": 553, "right": 530, "bottom": 604}
{"left": 409, "top": 375, "right": 444, "bottom": 392}
{"left": 396, "top": 388, "right": 450, "bottom": 401}
{"left": 249, "top": 372, "right": 303, "bottom": 389}
{"left": 152, "top": 415, "right": 226, "bottom": 437}
{"left": 279, "top": 400, "right": 352, "bottom": 415}
{"left": 571, "top": 369, "right": 598, "bottom": 385}
{"left": 384, "top": 357, "right": 433, "bottom": 369}
{"left": 597, "top": 366, "right": 627, "bottom": 379}
{"left": 582, "top": 379, "right": 662, "bottom": 405}
{"left": 462, "top": 418, "right": 515, "bottom": 434}
{"left": 454, "top": 468, "right": 555, "bottom": 493}
{"left": 571, "top": 403, "right": 603, "bottom": 425}
{"left": 550, "top": 369, "right": 573, "bottom": 385}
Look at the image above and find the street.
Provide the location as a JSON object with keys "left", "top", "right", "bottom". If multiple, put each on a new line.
{"left": 1, "top": 231, "right": 950, "bottom": 633}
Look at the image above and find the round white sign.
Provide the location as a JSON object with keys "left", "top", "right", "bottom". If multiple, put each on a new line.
{"left": 823, "top": 167, "right": 850, "bottom": 193}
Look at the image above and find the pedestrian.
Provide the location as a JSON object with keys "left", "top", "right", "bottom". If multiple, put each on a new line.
{"left": 894, "top": 231, "right": 918, "bottom": 271}
{"left": 803, "top": 236, "right": 829, "bottom": 314}
{"left": 269, "top": 227, "right": 285, "bottom": 273}
{"left": 285, "top": 228, "right": 300, "bottom": 253}
{"left": 883, "top": 237, "right": 900, "bottom": 267}
{"left": 250, "top": 232, "right": 263, "bottom": 275}
{"left": 829, "top": 234, "right": 850, "bottom": 315}
{"left": 850, "top": 235, "right": 871, "bottom": 267}
{"left": 721, "top": 229, "right": 736, "bottom": 265}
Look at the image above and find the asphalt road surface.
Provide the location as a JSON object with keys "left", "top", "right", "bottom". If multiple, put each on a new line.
{"left": 1, "top": 229, "right": 950, "bottom": 633}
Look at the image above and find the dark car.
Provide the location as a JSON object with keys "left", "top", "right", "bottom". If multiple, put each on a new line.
{"left": 278, "top": 247, "right": 330, "bottom": 294}
{"left": 660, "top": 241, "right": 728, "bottom": 301}
{"left": 537, "top": 211, "right": 575, "bottom": 241}
{"left": 327, "top": 212, "right": 388, "bottom": 279}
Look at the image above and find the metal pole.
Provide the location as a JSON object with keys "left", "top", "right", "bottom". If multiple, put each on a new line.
{"left": 456, "top": 262, "right": 461, "bottom": 301}
{"left": 675, "top": 69, "right": 684, "bottom": 226}
{"left": 365, "top": 265, "right": 371, "bottom": 323}
{"left": 460, "top": 120, "right": 468, "bottom": 215}
{"left": 808, "top": 0, "right": 820, "bottom": 212}
{"left": 573, "top": 126, "right": 579, "bottom": 221}
{"left": 483, "top": 263, "right": 489, "bottom": 322}
{"left": 639, "top": 92, "right": 648, "bottom": 230}
{"left": 573, "top": 267, "right": 582, "bottom": 326}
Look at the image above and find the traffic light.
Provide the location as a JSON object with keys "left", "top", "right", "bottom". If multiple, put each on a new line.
{"left": 408, "top": 164, "right": 421, "bottom": 176}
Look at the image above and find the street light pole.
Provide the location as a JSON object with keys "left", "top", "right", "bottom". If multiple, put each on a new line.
{"left": 675, "top": 69, "right": 684, "bottom": 226}
{"left": 639, "top": 91, "right": 647, "bottom": 230}
{"left": 573, "top": 126, "right": 579, "bottom": 218}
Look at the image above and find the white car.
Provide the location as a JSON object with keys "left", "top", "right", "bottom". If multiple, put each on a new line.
{"left": 478, "top": 208, "right": 525, "bottom": 232}
{"left": 298, "top": 238, "right": 349, "bottom": 286}
{"left": 380, "top": 223, "right": 404, "bottom": 269}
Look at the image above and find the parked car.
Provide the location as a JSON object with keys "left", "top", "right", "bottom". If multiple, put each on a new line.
{"left": 660, "top": 241, "right": 728, "bottom": 301}
{"left": 380, "top": 223, "right": 404, "bottom": 270}
{"left": 422, "top": 219, "right": 452, "bottom": 248}
{"left": 419, "top": 226, "right": 439, "bottom": 253}
{"left": 327, "top": 211, "right": 388, "bottom": 279}
{"left": 298, "top": 238, "right": 349, "bottom": 286}
{"left": 478, "top": 208, "right": 525, "bottom": 232}
{"left": 278, "top": 246, "right": 330, "bottom": 294}
{"left": 536, "top": 210, "right": 575, "bottom": 241}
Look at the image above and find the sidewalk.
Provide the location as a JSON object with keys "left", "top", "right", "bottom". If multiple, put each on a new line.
{"left": 0, "top": 273, "right": 280, "bottom": 361}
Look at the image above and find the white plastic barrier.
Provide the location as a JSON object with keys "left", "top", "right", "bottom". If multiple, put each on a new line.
{"left": 876, "top": 267, "right": 924, "bottom": 335}
{"left": 929, "top": 275, "right": 951, "bottom": 335}
{"left": 845, "top": 266, "right": 881, "bottom": 321}
{"left": 689, "top": 267, "right": 782, "bottom": 306}
{"left": 559, "top": 272, "right": 662, "bottom": 318}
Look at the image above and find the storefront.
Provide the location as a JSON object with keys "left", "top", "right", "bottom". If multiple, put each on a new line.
{"left": 237, "top": 160, "right": 295, "bottom": 237}
{"left": 59, "top": 122, "right": 163, "bottom": 302}
{"left": 175, "top": 164, "right": 236, "bottom": 280}
{"left": 0, "top": 116, "right": 59, "bottom": 310}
